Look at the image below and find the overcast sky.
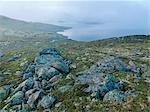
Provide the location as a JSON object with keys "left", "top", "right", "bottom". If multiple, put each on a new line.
{"left": 0, "top": 0, "right": 149, "bottom": 40}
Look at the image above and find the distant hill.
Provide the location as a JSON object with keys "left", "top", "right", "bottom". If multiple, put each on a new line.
{"left": 0, "top": 15, "right": 69, "bottom": 33}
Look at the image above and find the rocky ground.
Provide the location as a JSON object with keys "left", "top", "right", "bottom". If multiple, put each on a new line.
{"left": 0, "top": 24, "right": 150, "bottom": 112}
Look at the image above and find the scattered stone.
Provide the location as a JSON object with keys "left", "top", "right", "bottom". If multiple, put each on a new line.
{"left": 75, "top": 73, "right": 122, "bottom": 94}
{"left": 23, "top": 72, "right": 33, "bottom": 80}
{"left": 3, "top": 70, "right": 12, "bottom": 76}
{"left": 13, "top": 78, "right": 34, "bottom": 94}
{"left": 144, "top": 71, "right": 150, "bottom": 78}
{"left": 0, "top": 52, "right": 4, "bottom": 58}
{"left": 2, "top": 48, "right": 71, "bottom": 111}
{"left": 88, "top": 57, "right": 129, "bottom": 74}
{"left": 15, "top": 71, "right": 23, "bottom": 77}
{"left": 6, "top": 91, "right": 24, "bottom": 107}
{"left": 0, "top": 76, "right": 4, "bottom": 82}
{"left": 55, "top": 102, "right": 62, "bottom": 108}
{"left": 48, "top": 75, "right": 62, "bottom": 84}
{"left": 39, "top": 95, "right": 56, "bottom": 109}
{"left": 8, "top": 54, "right": 21, "bottom": 62}
{"left": 103, "top": 89, "right": 126, "bottom": 104}
{"left": 147, "top": 96, "right": 150, "bottom": 103}
{"left": 58, "top": 85, "right": 72, "bottom": 93}
{"left": 0, "top": 85, "right": 12, "bottom": 102}
{"left": 27, "top": 90, "right": 44, "bottom": 109}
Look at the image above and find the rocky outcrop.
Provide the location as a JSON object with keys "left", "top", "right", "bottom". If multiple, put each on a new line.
{"left": 2, "top": 48, "right": 71, "bottom": 111}
{"left": 75, "top": 57, "right": 137, "bottom": 104}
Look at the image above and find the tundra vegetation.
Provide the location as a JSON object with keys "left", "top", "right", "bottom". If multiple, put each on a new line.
{"left": 0, "top": 16, "right": 150, "bottom": 112}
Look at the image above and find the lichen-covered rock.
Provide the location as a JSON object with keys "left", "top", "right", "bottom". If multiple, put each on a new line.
{"left": 50, "top": 61, "right": 69, "bottom": 74}
{"left": 6, "top": 91, "right": 24, "bottom": 106}
{"left": 23, "top": 72, "right": 33, "bottom": 80}
{"left": 27, "top": 90, "right": 44, "bottom": 109}
{"left": 0, "top": 85, "right": 12, "bottom": 102}
{"left": 25, "top": 88, "right": 37, "bottom": 100}
{"left": 0, "top": 76, "right": 4, "bottom": 82}
{"left": 76, "top": 73, "right": 122, "bottom": 94}
{"left": 0, "top": 52, "right": 4, "bottom": 58}
{"left": 39, "top": 48, "right": 61, "bottom": 56}
{"left": 2, "top": 48, "right": 71, "bottom": 111}
{"left": 35, "top": 48, "right": 70, "bottom": 74}
{"left": 58, "top": 85, "right": 72, "bottom": 93}
{"left": 38, "top": 95, "right": 56, "bottom": 109}
{"left": 103, "top": 90, "right": 126, "bottom": 103}
{"left": 89, "top": 57, "right": 129, "bottom": 74}
{"left": 13, "top": 77, "right": 34, "bottom": 94}
{"left": 144, "top": 71, "right": 150, "bottom": 78}
{"left": 36, "top": 67, "right": 60, "bottom": 80}
{"left": 96, "top": 75, "right": 123, "bottom": 99}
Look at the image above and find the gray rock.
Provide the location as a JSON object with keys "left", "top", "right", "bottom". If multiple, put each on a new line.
{"left": 35, "top": 48, "right": 70, "bottom": 74}
{"left": 103, "top": 89, "right": 126, "bottom": 104}
{"left": 23, "top": 72, "right": 33, "bottom": 80}
{"left": 76, "top": 73, "right": 122, "bottom": 94}
{"left": 8, "top": 54, "right": 21, "bottom": 62}
{"left": 25, "top": 88, "right": 37, "bottom": 100}
{"left": 0, "top": 85, "right": 12, "bottom": 102}
{"left": 48, "top": 75, "right": 62, "bottom": 84}
{"left": 47, "top": 67, "right": 61, "bottom": 79}
{"left": 89, "top": 57, "right": 128, "bottom": 74}
{"left": 39, "top": 95, "right": 56, "bottom": 109}
{"left": 147, "top": 96, "right": 150, "bottom": 103}
{"left": 50, "top": 61, "right": 69, "bottom": 74}
{"left": 144, "top": 71, "right": 150, "bottom": 78}
{"left": 58, "top": 85, "right": 72, "bottom": 93}
{"left": 36, "top": 67, "right": 60, "bottom": 80}
{"left": 0, "top": 76, "right": 4, "bottom": 82}
{"left": 33, "top": 80, "right": 42, "bottom": 89}
{"left": 55, "top": 102, "right": 62, "bottom": 108}
{"left": 27, "top": 90, "right": 44, "bottom": 108}
{"left": 40, "top": 48, "right": 61, "bottom": 56}
{"left": 25, "top": 64, "right": 35, "bottom": 73}
{"left": 96, "top": 75, "right": 123, "bottom": 99}
{"left": 6, "top": 91, "right": 24, "bottom": 106}
{"left": 3, "top": 70, "right": 12, "bottom": 76}
{"left": 13, "top": 78, "right": 34, "bottom": 94}
{"left": 15, "top": 71, "right": 23, "bottom": 77}
{"left": 0, "top": 52, "right": 4, "bottom": 58}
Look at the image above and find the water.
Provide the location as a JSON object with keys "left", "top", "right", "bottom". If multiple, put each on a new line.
{"left": 57, "top": 22, "right": 149, "bottom": 41}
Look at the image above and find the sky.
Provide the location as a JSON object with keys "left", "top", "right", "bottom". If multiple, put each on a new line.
{"left": 0, "top": 0, "right": 149, "bottom": 40}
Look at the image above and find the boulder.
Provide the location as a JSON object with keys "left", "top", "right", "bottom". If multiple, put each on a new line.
{"left": 27, "top": 90, "right": 44, "bottom": 108}
{"left": 35, "top": 48, "right": 70, "bottom": 74}
{"left": 103, "top": 90, "right": 126, "bottom": 104}
{"left": 13, "top": 78, "right": 34, "bottom": 94}
{"left": 0, "top": 52, "right": 4, "bottom": 58}
{"left": 96, "top": 74, "right": 123, "bottom": 99}
{"left": 6, "top": 91, "right": 24, "bottom": 106}
{"left": 39, "top": 48, "right": 61, "bottom": 56}
{"left": 25, "top": 88, "right": 37, "bottom": 100}
{"left": 50, "top": 61, "right": 69, "bottom": 74}
{"left": 36, "top": 67, "right": 60, "bottom": 80}
{"left": 0, "top": 85, "right": 12, "bottom": 102}
{"left": 23, "top": 72, "right": 33, "bottom": 80}
{"left": 58, "top": 85, "right": 72, "bottom": 93}
{"left": 39, "top": 95, "right": 56, "bottom": 109}
{"left": 75, "top": 73, "right": 122, "bottom": 95}
{"left": 144, "top": 71, "right": 150, "bottom": 78}
{"left": 8, "top": 54, "right": 21, "bottom": 62}
{"left": 47, "top": 67, "right": 61, "bottom": 79}
{"left": 0, "top": 76, "right": 4, "bottom": 82}
{"left": 147, "top": 96, "right": 150, "bottom": 103}
{"left": 89, "top": 57, "right": 128, "bottom": 74}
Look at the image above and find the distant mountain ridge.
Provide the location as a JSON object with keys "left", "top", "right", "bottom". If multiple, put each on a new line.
{"left": 0, "top": 15, "right": 70, "bottom": 33}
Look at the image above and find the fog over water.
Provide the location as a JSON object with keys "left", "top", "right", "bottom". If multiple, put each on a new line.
{"left": 0, "top": 0, "right": 150, "bottom": 41}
